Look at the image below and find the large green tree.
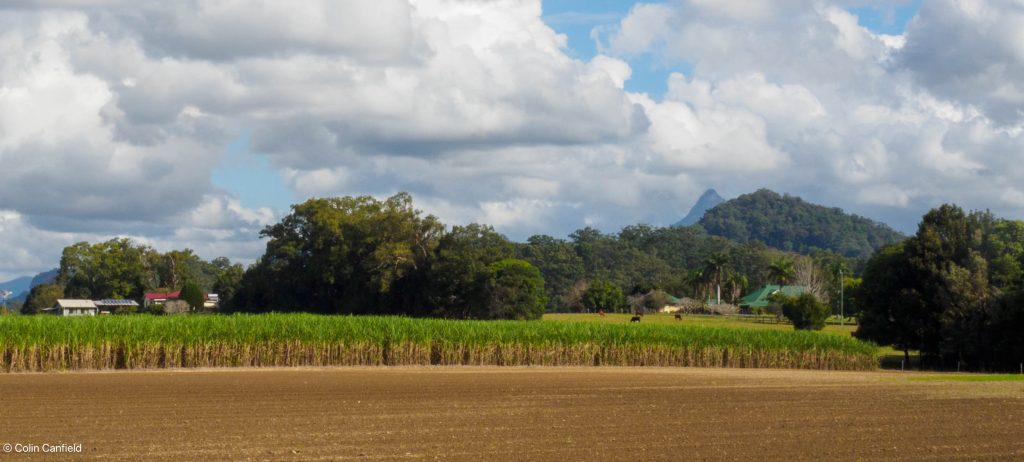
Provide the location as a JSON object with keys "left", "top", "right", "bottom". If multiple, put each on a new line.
{"left": 212, "top": 263, "right": 245, "bottom": 310}
{"left": 857, "top": 205, "right": 1024, "bottom": 369}
{"left": 581, "top": 279, "right": 624, "bottom": 313}
{"left": 517, "top": 235, "right": 584, "bottom": 311}
{"left": 485, "top": 259, "right": 546, "bottom": 320}
{"left": 781, "top": 293, "right": 829, "bottom": 330}
{"left": 235, "top": 193, "right": 444, "bottom": 314}
{"left": 180, "top": 281, "right": 205, "bottom": 312}
{"left": 59, "top": 238, "right": 162, "bottom": 300}
{"left": 426, "top": 224, "right": 514, "bottom": 319}
{"left": 856, "top": 243, "right": 926, "bottom": 365}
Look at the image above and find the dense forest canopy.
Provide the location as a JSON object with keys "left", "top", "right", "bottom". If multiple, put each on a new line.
{"left": 697, "top": 189, "right": 905, "bottom": 258}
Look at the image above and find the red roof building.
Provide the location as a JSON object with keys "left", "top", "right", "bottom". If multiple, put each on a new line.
{"left": 144, "top": 291, "right": 181, "bottom": 301}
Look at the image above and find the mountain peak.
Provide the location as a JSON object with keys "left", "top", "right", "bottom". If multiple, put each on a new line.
{"left": 698, "top": 189, "right": 905, "bottom": 258}
{"left": 675, "top": 189, "right": 725, "bottom": 226}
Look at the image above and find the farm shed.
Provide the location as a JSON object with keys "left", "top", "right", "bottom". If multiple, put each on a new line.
{"left": 47, "top": 299, "right": 99, "bottom": 316}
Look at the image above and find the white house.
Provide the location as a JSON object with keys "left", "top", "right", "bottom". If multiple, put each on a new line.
{"left": 48, "top": 299, "right": 99, "bottom": 316}
{"left": 204, "top": 293, "right": 219, "bottom": 310}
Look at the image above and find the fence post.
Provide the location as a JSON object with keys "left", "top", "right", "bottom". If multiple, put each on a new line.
{"left": 901, "top": 359, "right": 904, "bottom": 372}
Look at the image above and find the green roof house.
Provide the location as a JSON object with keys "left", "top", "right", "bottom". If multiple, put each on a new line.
{"left": 738, "top": 285, "right": 808, "bottom": 309}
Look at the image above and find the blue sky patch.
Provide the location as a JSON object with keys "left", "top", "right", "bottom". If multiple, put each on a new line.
{"left": 212, "top": 131, "right": 294, "bottom": 212}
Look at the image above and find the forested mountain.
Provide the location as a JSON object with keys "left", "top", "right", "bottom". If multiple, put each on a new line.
{"left": 675, "top": 189, "right": 725, "bottom": 226}
{"left": 697, "top": 189, "right": 905, "bottom": 258}
{"left": 29, "top": 268, "right": 59, "bottom": 288}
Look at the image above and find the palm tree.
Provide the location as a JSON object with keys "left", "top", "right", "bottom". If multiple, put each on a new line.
{"left": 768, "top": 258, "right": 796, "bottom": 285}
{"left": 703, "top": 252, "right": 730, "bottom": 305}
{"left": 727, "top": 273, "right": 748, "bottom": 303}
{"left": 680, "top": 269, "right": 704, "bottom": 299}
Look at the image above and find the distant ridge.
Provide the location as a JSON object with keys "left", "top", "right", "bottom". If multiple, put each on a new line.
{"left": 697, "top": 189, "right": 905, "bottom": 258}
{"left": 0, "top": 276, "right": 32, "bottom": 300}
{"left": 675, "top": 189, "right": 725, "bottom": 226}
{"left": 2, "top": 268, "right": 58, "bottom": 303}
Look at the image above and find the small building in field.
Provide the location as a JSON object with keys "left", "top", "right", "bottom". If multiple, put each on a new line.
{"left": 48, "top": 299, "right": 98, "bottom": 316}
{"left": 738, "top": 285, "right": 808, "bottom": 311}
{"left": 94, "top": 299, "right": 139, "bottom": 315}
{"left": 143, "top": 291, "right": 181, "bottom": 308}
{"left": 204, "top": 293, "right": 219, "bottom": 310}
{"left": 145, "top": 290, "right": 218, "bottom": 313}
{"left": 658, "top": 294, "right": 685, "bottom": 313}
{"left": 162, "top": 299, "right": 191, "bottom": 315}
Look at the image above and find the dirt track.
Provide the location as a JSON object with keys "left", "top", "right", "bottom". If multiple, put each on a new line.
{"left": 1, "top": 367, "right": 1022, "bottom": 461}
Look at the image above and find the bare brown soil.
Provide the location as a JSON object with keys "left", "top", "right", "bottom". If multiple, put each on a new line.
{"left": 0, "top": 367, "right": 1022, "bottom": 461}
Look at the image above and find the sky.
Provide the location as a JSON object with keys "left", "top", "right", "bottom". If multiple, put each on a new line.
{"left": 1, "top": 0, "right": 1023, "bottom": 280}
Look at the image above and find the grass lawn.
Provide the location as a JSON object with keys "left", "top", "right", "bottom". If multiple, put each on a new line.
{"left": 543, "top": 312, "right": 858, "bottom": 336}
{"left": 544, "top": 313, "right": 924, "bottom": 368}
{"left": 909, "top": 374, "right": 1024, "bottom": 382}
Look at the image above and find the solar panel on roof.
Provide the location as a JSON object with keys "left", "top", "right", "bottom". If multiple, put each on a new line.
{"left": 96, "top": 299, "right": 139, "bottom": 305}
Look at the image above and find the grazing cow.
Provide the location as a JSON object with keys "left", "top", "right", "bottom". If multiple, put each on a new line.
{"left": 630, "top": 315, "right": 641, "bottom": 323}
{"left": 674, "top": 313, "right": 682, "bottom": 320}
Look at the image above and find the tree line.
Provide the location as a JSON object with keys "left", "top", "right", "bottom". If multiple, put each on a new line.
{"left": 856, "top": 205, "right": 1024, "bottom": 371}
{"left": 226, "top": 193, "right": 866, "bottom": 318}
{"left": 19, "top": 192, "right": 868, "bottom": 321}
{"left": 21, "top": 239, "right": 244, "bottom": 315}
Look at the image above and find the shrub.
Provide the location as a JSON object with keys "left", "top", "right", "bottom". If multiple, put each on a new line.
{"left": 781, "top": 293, "right": 830, "bottom": 330}
{"left": 706, "top": 303, "right": 740, "bottom": 315}
{"left": 643, "top": 290, "right": 669, "bottom": 312}
{"left": 582, "top": 280, "right": 623, "bottom": 312}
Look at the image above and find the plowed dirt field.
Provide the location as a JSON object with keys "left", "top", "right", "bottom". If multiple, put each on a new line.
{"left": 1, "top": 367, "right": 1022, "bottom": 461}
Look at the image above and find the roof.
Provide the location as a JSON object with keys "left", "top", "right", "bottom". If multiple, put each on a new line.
{"left": 144, "top": 291, "right": 180, "bottom": 300}
{"left": 55, "top": 299, "right": 97, "bottom": 309}
{"left": 95, "top": 299, "right": 139, "bottom": 306}
{"left": 738, "top": 285, "right": 808, "bottom": 308}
